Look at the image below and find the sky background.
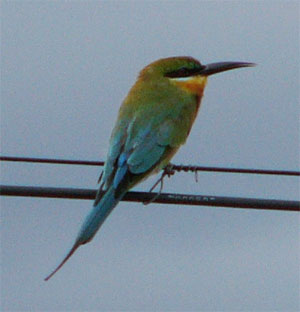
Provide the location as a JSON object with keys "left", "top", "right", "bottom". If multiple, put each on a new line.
{"left": 1, "top": 1, "right": 299, "bottom": 311}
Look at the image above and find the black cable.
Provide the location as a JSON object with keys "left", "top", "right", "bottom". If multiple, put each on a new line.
{"left": 0, "top": 156, "right": 104, "bottom": 166}
{"left": 1, "top": 156, "right": 299, "bottom": 176}
{"left": 1, "top": 185, "right": 299, "bottom": 212}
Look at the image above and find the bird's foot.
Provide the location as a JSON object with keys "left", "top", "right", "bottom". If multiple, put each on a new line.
{"left": 143, "top": 164, "right": 175, "bottom": 205}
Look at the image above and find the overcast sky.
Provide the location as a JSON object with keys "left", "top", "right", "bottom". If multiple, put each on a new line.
{"left": 1, "top": 1, "right": 299, "bottom": 311}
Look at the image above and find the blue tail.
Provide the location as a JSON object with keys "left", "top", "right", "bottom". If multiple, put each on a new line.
{"left": 44, "top": 186, "right": 124, "bottom": 281}
{"left": 76, "top": 186, "right": 123, "bottom": 245}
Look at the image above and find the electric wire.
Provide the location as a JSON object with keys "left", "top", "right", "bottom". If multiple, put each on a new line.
{"left": 1, "top": 185, "right": 299, "bottom": 212}
{"left": 1, "top": 155, "right": 299, "bottom": 212}
{"left": 1, "top": 156, "right": 299, "bottom": 176}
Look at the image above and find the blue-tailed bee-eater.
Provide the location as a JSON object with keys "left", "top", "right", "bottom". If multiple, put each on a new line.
{"left": 45, "top": 56, "right": 255, "bottom": 280}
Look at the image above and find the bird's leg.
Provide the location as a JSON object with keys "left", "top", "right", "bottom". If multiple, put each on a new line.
{"left": 143, "top": 164, "right": 175, "bottom": 205}
{"left": 149, "top": 164, "right": 175, "bottom": 192}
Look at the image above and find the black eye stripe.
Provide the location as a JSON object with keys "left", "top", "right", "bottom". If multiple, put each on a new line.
{"left": 165, "top": 66, "right": 203, "bottom": 78}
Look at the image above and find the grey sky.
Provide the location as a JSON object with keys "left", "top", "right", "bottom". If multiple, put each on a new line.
{"left": 1, "top": 1, "right": 299, "bottom": 311}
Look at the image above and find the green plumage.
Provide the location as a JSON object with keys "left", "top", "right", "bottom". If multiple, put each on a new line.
{"left": 104, "top": 57, "right": 203, "bottom": 187}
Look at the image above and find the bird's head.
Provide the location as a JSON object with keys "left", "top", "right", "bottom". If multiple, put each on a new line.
{"left": 139, "top": 56, "right": 255, "bottom": 96}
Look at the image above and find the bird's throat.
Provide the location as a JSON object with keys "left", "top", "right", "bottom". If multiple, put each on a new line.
{"left": 171, "top": 75, "right": 207, "bottom": 97}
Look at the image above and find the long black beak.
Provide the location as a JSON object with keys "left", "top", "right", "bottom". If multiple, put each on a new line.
{"left": 200, "top": 61, "right": 256, "bottom": 76}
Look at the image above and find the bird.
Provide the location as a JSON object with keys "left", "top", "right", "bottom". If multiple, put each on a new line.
{"left": 44, "top": 56, "right": 255, "bottom": 281}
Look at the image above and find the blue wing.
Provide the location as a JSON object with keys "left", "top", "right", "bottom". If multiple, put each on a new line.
{"left": 100, "top": 114, "right": 177, "bottom": 192}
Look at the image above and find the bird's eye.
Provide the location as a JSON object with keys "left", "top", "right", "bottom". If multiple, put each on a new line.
{"left": 165, "top": 66, "right": 203, "bottom": 78}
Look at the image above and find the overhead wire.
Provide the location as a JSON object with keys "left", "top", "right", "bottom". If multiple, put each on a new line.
{"left": 1, "top": 185, "right": 299, "bottom": 212}
{"left": 1, "top": 155, "right": 299, "bottom": 176}
{"left": 1, "top": 156, "right": 299, "bottom": 212}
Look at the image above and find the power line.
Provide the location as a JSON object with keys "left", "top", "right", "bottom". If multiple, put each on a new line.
{"left": 0, "top": 156, "right": 104, "bottom": 166}
{"left": 1, "top": 155, "right": 299, "bottom": 176}
{"left": 1, "top": 156, "right": 299, "bottom": 211}
{"left": 1, "top": 185, "right": 299, "bottom": 212}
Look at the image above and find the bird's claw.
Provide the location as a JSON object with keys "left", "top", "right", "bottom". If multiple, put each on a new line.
{"left": 143, "top": 164, "right": 175, "bottom": 205}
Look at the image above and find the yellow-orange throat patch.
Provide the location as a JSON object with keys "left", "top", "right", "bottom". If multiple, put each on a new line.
{"left": 171, "top": 75, "right": 207, "bottom": 96}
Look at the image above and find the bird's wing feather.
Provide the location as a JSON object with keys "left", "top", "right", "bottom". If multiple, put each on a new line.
{"left": 125, "top": 122, "right": 169, "bottom": 174}
{"left": 100, "top": 111, "right": 179, "bottom": 191}
{"left": 100, "top": 121, "right": 128, "bottom": 190}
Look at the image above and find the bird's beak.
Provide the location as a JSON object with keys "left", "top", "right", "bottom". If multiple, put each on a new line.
{"left": 199, "top": 61, "right": 256, "bottom": 76}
